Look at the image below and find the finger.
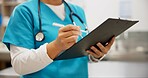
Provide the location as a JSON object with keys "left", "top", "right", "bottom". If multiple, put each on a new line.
{"left": 67, "top": 41, "right": 76, "bottom": 45}
{"left": 96, "top": 43, "right": 107, "bottom": 54}
{"left": 66, "top": 41, "right": 76, "bottom": 48}
{"left": 60, "top": 25, "right": 80, "bottom": 32}
{"left": 63, "top": 41, "right": 75, "bottom": 50}
{"left": 61, "top": 30, "right": 80, "bottom": 38}
{"left": 64, "top": 36, "right": 78, "bottom": 43}
{"left": 106, "top": 37, "right": 115, "bottom": 49}
{"left": 90, "top": 46, "right": 102, "bottom": 56}
{"left": 86, "top": 50, "right": 101, "bottom": 58}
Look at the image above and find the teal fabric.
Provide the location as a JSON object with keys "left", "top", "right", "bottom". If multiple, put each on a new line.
{"left": 3, "top": 0, "right": 89, "bottom": 78}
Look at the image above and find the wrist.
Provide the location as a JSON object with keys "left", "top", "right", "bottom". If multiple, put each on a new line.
{"left": 89, "top": 54, "right": 99, "bottom": 62}
{"left": 89, "top": 54, "right": 106, "bottom": 62}
{"left": 52, "top": 40, "right": 63, "bottom": 52}
{"left": 46, "top": 41, "right": 62, "bottom": 59}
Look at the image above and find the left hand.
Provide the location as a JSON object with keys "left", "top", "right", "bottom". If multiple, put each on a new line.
{"left": 86, "top": 37, "right": 115, "bottom": 59}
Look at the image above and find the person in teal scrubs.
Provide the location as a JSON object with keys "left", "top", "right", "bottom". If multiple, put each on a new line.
{"left": 2, "top": 0, "right": 115, "bottom": 78}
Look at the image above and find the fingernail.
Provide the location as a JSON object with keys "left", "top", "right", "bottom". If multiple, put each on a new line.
{"left": 86, "top": 50, "right": 89, "bottom": 52}
{"left": 77, "top": 26, "right": 80, "bottom": 29}
{"left": 98, "top": 42, "right": 101, "bottom": 45}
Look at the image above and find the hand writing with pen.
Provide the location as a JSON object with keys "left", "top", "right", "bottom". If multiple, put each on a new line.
{"left": 48, "top": 23, "right": 115, "bottom": 61}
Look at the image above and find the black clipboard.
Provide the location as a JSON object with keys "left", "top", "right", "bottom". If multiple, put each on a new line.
{"left": 54, "top": 18, "right": 139, "bottom": 60}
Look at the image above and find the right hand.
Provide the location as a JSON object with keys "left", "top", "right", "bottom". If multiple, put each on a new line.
{"left": 53, "top": 25, "right": 81, "bottom": 52}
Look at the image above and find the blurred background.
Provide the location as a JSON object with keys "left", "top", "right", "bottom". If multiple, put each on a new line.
{"left": 0, "top": 0, "right": 148, "bottom": 78}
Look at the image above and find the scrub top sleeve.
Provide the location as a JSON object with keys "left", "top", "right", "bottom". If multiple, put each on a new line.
{"left": 2, "top": 5, "right": 34, "bottom": 50}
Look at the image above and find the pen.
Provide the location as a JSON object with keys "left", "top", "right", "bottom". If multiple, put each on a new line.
{"left": 52, "top": 22, "right": 65, "bottom": 27}
{"left": 52, "top": 22, "right": 87, "bottom": 33}
{"left": 53, "top": 22, "right": 84, "bottom": 38}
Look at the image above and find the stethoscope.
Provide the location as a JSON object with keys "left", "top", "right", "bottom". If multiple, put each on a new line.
{"left": 35, "top": 0, "right": 89, "bottom": 42}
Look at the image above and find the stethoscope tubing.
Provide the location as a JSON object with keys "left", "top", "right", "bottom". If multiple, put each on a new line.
{"left": 36, "top": 0, "right": 89, "bottom": 42}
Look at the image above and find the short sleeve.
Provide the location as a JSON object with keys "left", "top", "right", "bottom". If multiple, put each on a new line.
{"left": 2, "top": 5, "right": 34, "bottom": 50}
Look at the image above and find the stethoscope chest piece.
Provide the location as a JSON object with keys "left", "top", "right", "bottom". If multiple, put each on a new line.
{"left": 35, "top": 32, "right": 44, "bottom": 42}
{"left": 36, "top": 0, "right": 89, "bottom": 42}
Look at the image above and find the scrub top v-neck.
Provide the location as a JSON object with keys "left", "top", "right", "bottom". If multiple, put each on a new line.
{"left": 42, "top": 2, "right": 67, "bottom": 22}
{"left": 2, "top": 0, "right": 89, "bottom": 78}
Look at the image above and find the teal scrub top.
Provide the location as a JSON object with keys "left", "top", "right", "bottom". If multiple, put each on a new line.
{"left": 3, "top": 0, "right": 89, "bottom": 78}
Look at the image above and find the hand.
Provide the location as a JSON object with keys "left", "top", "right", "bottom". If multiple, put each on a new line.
{"left": 54, "top": 25, "right": 81, "bottom": 51}
{"left": 47, "top": 25, "right": 81, "bottom": 59}
{"left": 86, "top": 37, "right": 115, "bottom": 59}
